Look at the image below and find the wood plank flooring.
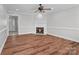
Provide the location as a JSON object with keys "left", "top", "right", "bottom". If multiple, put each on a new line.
{"left": 1, "top": 34, "right": 79, "bottom": 55}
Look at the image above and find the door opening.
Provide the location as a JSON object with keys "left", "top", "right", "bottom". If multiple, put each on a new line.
{"left": 9, "top": 16, "right": 18, "bottom": 36}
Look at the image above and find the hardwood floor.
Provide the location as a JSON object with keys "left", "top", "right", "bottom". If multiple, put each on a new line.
{"left": 1, "top": 34, "right": 79, "bottom": 55}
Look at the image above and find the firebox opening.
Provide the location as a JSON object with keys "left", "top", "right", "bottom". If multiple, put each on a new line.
{"left": 36, "top": 27, "right": 44, "bottom": 34}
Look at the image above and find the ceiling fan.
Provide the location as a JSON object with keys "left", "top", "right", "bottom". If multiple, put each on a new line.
{"left": 34, "top": 4, "right": 53, "bottom": 13}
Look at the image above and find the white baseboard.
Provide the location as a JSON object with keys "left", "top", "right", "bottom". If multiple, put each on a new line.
{"left": 18, "top": 33, "right": 47, "bottom": 35}
{"left": 48, "top": 33, "right": 79, "bottom": 42}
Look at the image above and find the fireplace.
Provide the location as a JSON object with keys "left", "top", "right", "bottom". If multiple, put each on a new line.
{"left": 36, "top": 27, "right": 44, "bottom": 34}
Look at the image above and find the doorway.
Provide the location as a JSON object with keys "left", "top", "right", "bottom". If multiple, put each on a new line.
{"left": 9, "top": 15, "right": 18, "bottom": 36}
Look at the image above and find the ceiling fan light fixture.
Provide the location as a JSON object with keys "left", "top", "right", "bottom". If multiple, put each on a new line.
{"left": 37, "top": 13, "right": 43, "bottom": 18}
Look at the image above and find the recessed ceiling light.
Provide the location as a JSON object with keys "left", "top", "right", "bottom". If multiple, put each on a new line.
{"left": 16, "top": 9, "right": 19, "bottom": 11}
{"left": 51, "top": 8, "right": 54, "bottom": 10}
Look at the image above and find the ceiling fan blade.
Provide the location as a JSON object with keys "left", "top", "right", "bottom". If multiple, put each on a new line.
{"left": 43, "top": 8, "right": 52, "bottom": 10}
{"left": 34, "top": 9, "right": 39, "bottom": 13}
{"left": 34, "top": 4, "right": 54, "bottom": 13}
{"left": 42, "top": 10, "right": 45, "bottom": 13}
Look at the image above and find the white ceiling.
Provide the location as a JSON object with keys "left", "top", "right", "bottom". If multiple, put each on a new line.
{"left": 3, "top": 4, "right": 79, "bottom": 14}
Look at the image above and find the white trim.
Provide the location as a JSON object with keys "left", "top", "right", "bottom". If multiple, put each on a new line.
{"left": 48, "top": 27, "right": 79, "bottom": 31}
{"left": 8, "top": 11, "right": 35, "bottom": 15}
{"left": 0, "top": 27, "right": 8, "bottom": 54}
{"left": 0, "top": 36, "right": 8, "bottom": 54}
{"left": 48, "top": 33, "right": 79, "bottom": 42}
{"left": 0, "top": 27, "right": 7, "bottom": 33}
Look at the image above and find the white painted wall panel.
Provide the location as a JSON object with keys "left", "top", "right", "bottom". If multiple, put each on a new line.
{"left": 47, "top": 6, "right": 79, "bottom": 42}
{"left": 0, "top": 5, "right": 8, "bottom": 54}
{"left": 18, "top": 14, "right": 35, "bottom": 34}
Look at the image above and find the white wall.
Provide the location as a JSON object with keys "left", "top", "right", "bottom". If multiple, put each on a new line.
{"left": 18, "top": 13, "right": 47, "bottom": 35}
{"left": 0, "top": 5, "right": 8, "bottom": 54}
{"left": 18, "top": 14, "right": 35, "bottom": 34}
{"left": 47, "top": 6, "right": 79, "bottom": 42}
{"left": 0, "top": 5, "right": 8, "bottom": 26}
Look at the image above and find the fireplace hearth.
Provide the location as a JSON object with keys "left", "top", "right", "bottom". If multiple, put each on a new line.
{"left": 36, "top": 27, "right": 44, "bottom": 34}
